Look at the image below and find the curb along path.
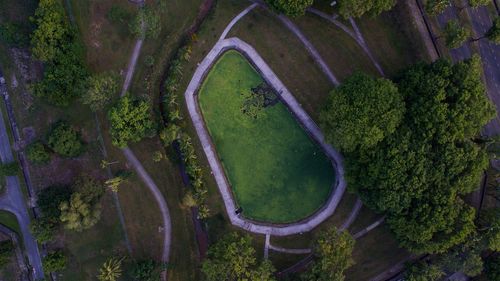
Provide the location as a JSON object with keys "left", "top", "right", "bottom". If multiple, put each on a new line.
{"left": 184, "top": 37, "right": 346, "bottom": 236}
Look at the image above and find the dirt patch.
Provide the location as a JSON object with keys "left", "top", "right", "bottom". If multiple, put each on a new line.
{"left": 9, "top": 48, "right": 42, "bottom": 83}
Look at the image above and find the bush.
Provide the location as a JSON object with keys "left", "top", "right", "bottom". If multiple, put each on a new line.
{"left": 0, "top": 22, "right": 30, "bottom": 47}
{"left": 42, "top": 250, "right": 67, "bottom": 272}
{"left": 47, "top": 122, "right": 84, "bottom": 158}
{"left": 0, "top": 162, "right": 19, "bottom": 177}
{"left": 265, "top": 0, "right": 313, "bottom": 17}
{"left": 0, "top": 240, "right": 14, "bottom": 267}
{"left": 82, "top": 72, "right": 118, "bottom": 111}
{"left": 26, "top": 141, "right": 51, "bottom": 164}
{"left": 130, "top": 260, "right": 161, "bottom": 281}
{"left": 30, "top": 218, "right": 57, "bottom": 243}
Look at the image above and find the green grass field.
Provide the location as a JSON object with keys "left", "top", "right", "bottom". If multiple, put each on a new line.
{"left": 198, "top": 50, "right": 334, "bottom": 223}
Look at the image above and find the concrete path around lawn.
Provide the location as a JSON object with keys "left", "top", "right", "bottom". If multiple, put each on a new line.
{"left": 184, "top": 37, "right": 346, "bottom": 236}
{"left": 268, "top": 242, "right": 312, "bottom": 255}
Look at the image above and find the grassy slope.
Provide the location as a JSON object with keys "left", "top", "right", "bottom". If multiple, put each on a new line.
{"left": 0, "top": 211, "right": 21, "bottom": 236}
{"left": 199, "top": 51, "right": 334, "bottom": 223}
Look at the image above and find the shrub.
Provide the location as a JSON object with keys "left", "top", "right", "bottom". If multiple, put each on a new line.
{"left": 42, "top": 250, "right": 67, "bottom": 272}
{"left": 130, "top": 260, "right": 161, "bottom": 281}
{"left": 265, "top": 0, "right": 313, "bottom": 17}
{"left": 82, "top": 72, "right": 118, "bottom": 111}
{"left": 47, "top": 122, "right": 84, "bottom": 158}
{"left": 30, "top": 218, "right": 57, "bottom": 243}
{"left": 37, "top": 185, "right": 72, "bottom": 223}
{"left": 0, "top": 162, "right": 19, "bottom": 177}
{"left": 0, "top": 22, "right": 30, "bottom": 47}
{"left": 26, "top": 141, "right": 51, "bottom": 164}
{"left": 0, "top": 240, "right": 14, "bottom": 267}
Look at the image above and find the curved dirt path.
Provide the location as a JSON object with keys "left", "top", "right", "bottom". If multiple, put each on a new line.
{"left": 184, "top": 37, "right": 346, "bottom": 236}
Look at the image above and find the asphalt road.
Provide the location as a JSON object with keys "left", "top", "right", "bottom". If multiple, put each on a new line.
{"left": 0, "top": 70, "right": 44, "bottom": 280}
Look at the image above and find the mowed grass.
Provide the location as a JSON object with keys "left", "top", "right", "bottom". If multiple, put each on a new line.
{"left": 198, "top": 51, "right": 334, "bottom": 223}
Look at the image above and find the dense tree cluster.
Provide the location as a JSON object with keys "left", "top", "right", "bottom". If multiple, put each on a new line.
{"left": 31, "top": 0, "right": 88, "bottom": 106}
{"left": 265, "top": 0, "right": 313, "bottom": 17}
{"left": 487, "top": 16, "right": 500, "bottom": 44}
{"left": 160, "top": 44, "right": 211, "bottom": 218}
{"left": 0, "top": 240, "right": 14, "bottom": 267}
{"left": 108, "top": 96, "right": 155, "bottom": 148}
{"left": 202, "top": 233, "right": 276, "bottom": 281}
{"left": 322, "top": 57, "right": 496, "bottom": 254}
{"left": 338, "top": 0, "right": 397, "bottom": 18}
{"left": 404, "top": 262, "right": 444, "bottom": 281}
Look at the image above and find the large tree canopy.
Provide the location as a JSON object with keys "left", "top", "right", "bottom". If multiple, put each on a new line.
{"left": 201, "top": 233, "right": 276, "bottom": 281}
{"left": 320, "top": 73, "right": 404, "bottom": 153}
{"left": 265, "top": 0, "right": 314, "bottom": 17}
{"left": 332, "top": 57, "right": 496, "bottom": 254}
{"left": 338, "top": 0, "right": 397, "bottom": 18}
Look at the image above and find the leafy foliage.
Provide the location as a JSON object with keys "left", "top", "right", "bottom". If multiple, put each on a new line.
{"left": 444, "top": 20, "right": 470, "bottom": 49}
{"left": 82, "top": 72, "right": 118, "bottom": 111}
{"left": 469, "top": 0, "right": 490, "bottom": 7}
{"left": 201, "top": 233, "right": 276, "bottom": 281}
{"left": 304, "top": 227, "right": 354, "bottom": 281}
{"left": 30, "top": 218, "right": 57, "bottom": 243}
{"left": 0, "top": 162, "right": 19, "bottom": 177}
{"left": 338, "top": 0, "right": 397, "bottom": 18}
{"left": 26, "top": 141, "right": 51, "bottom": 164}
{"left": 43, "top": 250, "right": 67, "bottom": 272}
{"left": 47, "top": 122, "right": 84, "bottom": 157}
{"left": 485, "top": 255, "right": 500, "bottom": 281}
{"left": 437, "top": 242, "right": 483, "bottom": 277}
{"left": 0, "top": 22, "right": 30, "bottom": 47}
{"left": 108, "top": 96, "right": 155, "bottom": 148}
{"left": 31, "top": 0, "right": 88, "bottom": 106}
{"left": 320, "top": 73, "right": 403, "bottom": 153}
{"left": 98, "top": 257, "right": 123, "bottom": 281}
{"left": 339, "top": 57, "right": 495, "bottom": 254}
{"left": 404, "top": 262, "right": 444, "bottom": 281}
{"left": 425, "top": 0, "right": 451, "bottom": 15}
{"left": 240, "top": 90, "right": 266, "bottom": 120}
{"left": 265, "top": 0, "right": 314, "bottom": 17}
{"left": 59, "top": 192, "right": 101, "bottom": 231}
{"left": 37, "top": 185, "right": 72, "bottom": 223}
{"left": 0, "top": 240, "right": 14, "bottom": 267}
{"left": 130, "top": 8, "right": 161, "bottom": 39}
{"left": 130, "top": 260, "right": 161, "bottom": 281}
{"left": 487, "top": 16, "right": 500, "bottom": 44}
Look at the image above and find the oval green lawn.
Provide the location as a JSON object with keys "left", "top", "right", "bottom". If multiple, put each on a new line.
{"left": 198, "top": 50, "right": 334, "bottom": 223}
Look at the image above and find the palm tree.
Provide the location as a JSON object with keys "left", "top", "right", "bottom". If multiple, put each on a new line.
{"left": 98, "top": 257, "right": 124, "bottom": 281}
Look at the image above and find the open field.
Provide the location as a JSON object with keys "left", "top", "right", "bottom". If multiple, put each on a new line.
{"left": 198, "top": 50, "right": 334, "bottom": 223}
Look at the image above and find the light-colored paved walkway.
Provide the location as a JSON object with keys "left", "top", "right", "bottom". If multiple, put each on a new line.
{"left": 339, "top": 198, "right": 362, "bottom": 231}
{"left": 353, "top": 216, "right": 385, "bottom": 239}
{"left": 220, "top": 3, "right": 258, "bottom": 41}
{"left": 277, "top": 15, "right": 340, "bottom": 85}
{"left": 268, "top": 243, "right": 312, "bottom": 254}
{"left": 184, "top": 37, "right": 346, "bottom": 235}
{"left": 307, "top": 8, "right": 385, "bottom": 76}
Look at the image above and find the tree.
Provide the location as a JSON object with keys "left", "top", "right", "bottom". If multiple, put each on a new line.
{"left": 26, "top": 141, "right": 51, "bottom": 164}
{"left": 425, "top": 0, "right": 451, "bottom": 15}
{"left": 487, "top": 16, "right": 500, "bottom": 44}
{"left": 108, "top": 96, "right": 155, "bottom": 148}
{"left": 82, "top": 72, "right": 118, "bottom": 111}
{"left": 469, "top": 0, "right": 490, "bottom": 8}
{"left": 345, "top": 57, "right": 495, "bottom": 254}
{"left": 478, "top": 208, "right": 500, "bottom": 251}
{"left": 47, "top": 122, "right": 84, "bottom": 158}
{"left": 0, "top": 241, "right": 14, "bottom": 267}
{"left": 43, "top": 250, "right": 67, "bottom": 272}
{"left": 201, "top": 233, "right": 276, "bottom": 281}
{"left": 59, "top": 192, "right": 101, "bottom": 231}
{"left": 30, "top": 218, "right": 57, "bottom": 243}
{"left": 152, "top": 151, "right": 163, "bottom": 162}
{"left": 437, "top": 242, "right": 483, "bottom": 277}
{"left": 265, "top": 0, "right": 314, "bottom": 17}
{"left": 304, "top": 227, "right": 354, "bottom": 281}
{"left": 485, "top": 255, "right": 500, "bottom": 281}
{"left": 404, "top": 261, "right": 444, "bottom": 281}
{"left": 130, "top": 260, "right": 161, "bottom": 281}
{"left": 0, "top": 162, "right": 19, "bottom": 177}
{"left": 320, "top": 73, "right": 403, "bottom": 153}
{"left": 30, "top": 0, "right": 70, "bottom": 62}
{"left": 444, "top": 20, "right": 471, "bottom": 49}
{"left": 37, "top": 185, "right": 72, "bottom": 223}
{"left": 338, "top": 0, "right": 397, "bottom": 18}
{"left": 98, "top": 257, "right": 124, "bottom": 281}
{"left": 130, "top": 8, "right": 161, "bottom": 39}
